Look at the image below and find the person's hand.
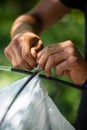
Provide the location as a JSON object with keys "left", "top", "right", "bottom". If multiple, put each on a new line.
{"left": 4, "top": 32, "right": 43, "bottom": 70}
{"left": 37, "top": 40, "right": 87, "bottom": 85}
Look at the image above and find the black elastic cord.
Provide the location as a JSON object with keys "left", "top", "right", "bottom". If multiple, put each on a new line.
{"left": 11, "top": 68, "right": 87, "bottom": 91}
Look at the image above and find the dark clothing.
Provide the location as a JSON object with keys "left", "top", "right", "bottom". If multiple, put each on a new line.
{"left": 60, "top": 0, "right": 87, "bottom": 130}
{"left": 60, "top": 0, "right": 85, "bottom": 11}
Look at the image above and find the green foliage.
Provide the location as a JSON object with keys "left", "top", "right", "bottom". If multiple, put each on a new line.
{"left": 0, "top": 0, "right": 85, "bottom": 125}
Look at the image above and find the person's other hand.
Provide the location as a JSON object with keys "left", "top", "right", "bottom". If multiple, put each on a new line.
{"left": 4, "top": 32, "right": 43, "bottom": 70}
{"left": 37, "top": 40, "right": 87, "bottom": 85}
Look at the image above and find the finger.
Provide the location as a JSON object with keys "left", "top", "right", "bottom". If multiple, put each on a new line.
{"left": 31, "top": 48, "right": 37, "bottom": 58}
{"left": 12, "top": 58, "right": 33, "bottom": 70}
{"left": 44, "top": 52, "right": 67, "bottom": 77}
{"left": 31, "top": 39, "right": 43, "bottom": 58}
{"left": 4, "top": 39, "right": 20, "bottom": 64}
{"left": 12, "top": 51, "right": 33, "bottom": 69}
{"left": 38, "top": 49, "right": 68, "bottom": 70}
{"left": 37, "top": 42, "right": 66, "bottom": 60}
{"left": 37, "top": 44, "right": 64, "bottom": 68}
{"left": 56, "top": 60, "right": 70, "bottom": 77}
{"left": 22, "top": 43, "right": 37, "bottom": 68}
{"left": 4, "top": 45, "right": 19, "bottom": 67}
{"left": 10, "top": 42, "right": 33, "bottom": 69}
{"left": 14, "top": 40, "right": 37, "bottom": 69}
{"left": 55, "top": 55, "right": 78, "bottom": 77}
{"left": 33, "top": 39, "right": 43, "bottom": 52}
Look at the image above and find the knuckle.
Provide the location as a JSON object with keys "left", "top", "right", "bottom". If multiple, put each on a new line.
{"left": 68, "top": 56, "right": 78, "bottom": 65}
{"left": 11, "top": 39, "right": 18, "bottom": 46}
{"left": 66, "top": 40, "right": 74, "bottom": 47}
{"left": 18, "top": 35, "right": 25, "bottom": 43}
{"left": 44, "top": 47, "right": 50, "bottom": 55}
{"left": 64, "top": 44, "right": 76, "bottom": 56}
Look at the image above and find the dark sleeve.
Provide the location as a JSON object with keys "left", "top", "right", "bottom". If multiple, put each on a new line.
{"left": 60, "top": 0, "right": 85, "bottom": 11}
{"left": 82, "top": 80, "right": 87, "bottom": 89}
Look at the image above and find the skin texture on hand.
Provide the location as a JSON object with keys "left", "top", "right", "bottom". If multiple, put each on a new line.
{"left": 5, "top": 0, "right": 83, "bottom": 85}
{"left": 4, "top": 0, "right": 70, "bottom": 71}
{"left": 37, "top": 40, "right": 87, "bottom": 85}
{"left": 4, "top": 32, "right": 43, "bottom": 70}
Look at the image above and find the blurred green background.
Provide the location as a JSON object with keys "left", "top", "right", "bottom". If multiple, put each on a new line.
{"left": 0, "top": 0, "right": 85, "bottom": 125}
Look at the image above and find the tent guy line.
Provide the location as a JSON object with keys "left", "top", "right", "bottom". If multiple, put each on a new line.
{"left": 0, "top": 65, "right": 86, "bottom": 91}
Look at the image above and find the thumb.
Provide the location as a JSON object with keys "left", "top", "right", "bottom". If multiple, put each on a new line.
{"left": 31, "top": 47, "right": 37, "bottom": 58}
{"left": 31, "top": 40, "right": 43, "bottom": 58}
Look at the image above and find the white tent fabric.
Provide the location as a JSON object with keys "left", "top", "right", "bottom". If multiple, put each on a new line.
{"left": 0, "top": 75, "right": 75, "bottom": 130}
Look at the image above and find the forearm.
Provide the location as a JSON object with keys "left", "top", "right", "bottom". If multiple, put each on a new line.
{"left": 11, "top": 0, "right": 70, "bottom": 39}
{"left": 10, "top": 14, "right": 42, "bottom": 38}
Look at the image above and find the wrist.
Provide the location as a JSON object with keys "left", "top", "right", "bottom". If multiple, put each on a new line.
{"left": 11, "top": 22, "right": 35, "bottom": 38}
{"left": 11, "top": 14, "right": 42, "bottom": 39}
